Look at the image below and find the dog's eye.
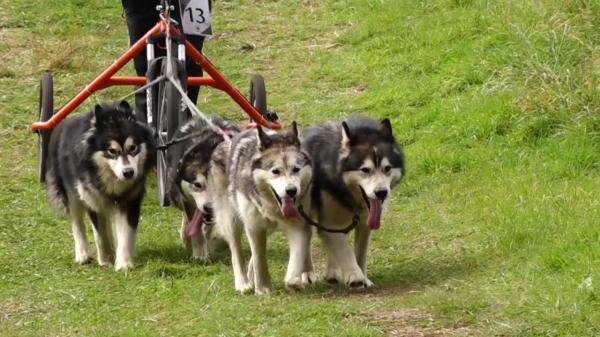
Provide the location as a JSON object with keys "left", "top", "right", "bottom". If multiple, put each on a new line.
{"left": 360, "top": 167, "right": 371, "bottom": 174}
{"left": 193, "top": 182, "right": 203, "bottom": 190}
{"left": 292, "top": 166, "right": 301, "bottom": 173}
{"left": 272, "top": 169, "right": 281, "bottom": 175}
{"left": 383, "top": 165, "right": 392, "bottom": 173}
{"left": 107, "top": 148, "right": 120, "bottom": 156}
{"left": 127, "top": 144, "right": 138, "bottom": 154}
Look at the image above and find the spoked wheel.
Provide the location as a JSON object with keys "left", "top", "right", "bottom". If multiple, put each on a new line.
{"left": 156, "top": 58, "right": 187, "bottom": 207}
{"left": 38, "top": 72, "right": 53, "bottom": 183}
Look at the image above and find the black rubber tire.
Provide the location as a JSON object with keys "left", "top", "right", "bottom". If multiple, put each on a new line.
{"left": 249, "top": 74, "right": 267, "bottom": 117}
{"left": 156, "top": 57, "right": 187, "bottom": 207}
{"left": 145, "top": 57, "right": 164, "bottom": 127}
{"left": 38, "top": 72, "right": 53, "bottom": 183}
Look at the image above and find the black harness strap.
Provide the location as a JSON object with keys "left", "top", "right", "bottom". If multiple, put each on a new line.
{"left": 298, "top": 206, "right": 360, "bottom": 234}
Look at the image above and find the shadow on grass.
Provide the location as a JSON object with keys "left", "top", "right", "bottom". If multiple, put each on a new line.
{"left": 135, "top": 243, "right": 233, "bottom": 280}
{"left": 136, "top": 241, "right": 236, "bottom": 267}
{"left": 136, "top": 244, "right": 190, "bottom": 264}
{"left": 308, "top": 249, "right": 486, "bottom": 298}
{"left": 135, "top": 233, "right": 485, "bottom": 296}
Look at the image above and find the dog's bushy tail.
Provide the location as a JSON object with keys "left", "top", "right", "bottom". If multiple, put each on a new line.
{"left": 45, "top": 171, "right": 69, "bottom": 213}
{"left": 43, "top": 122, "right": 69, "bottom": 214}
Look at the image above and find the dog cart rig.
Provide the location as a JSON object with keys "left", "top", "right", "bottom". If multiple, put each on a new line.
{"left": 32, "top": 0, "right": 281, "bottom": 206}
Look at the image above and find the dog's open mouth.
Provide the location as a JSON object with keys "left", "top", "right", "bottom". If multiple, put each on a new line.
{"left": 184, "top": 210, "right": 204, "bottom": 237}
{"left": 271, "top": 187, "right": 300, "bottom": 218}
{"left": 360, "top": 187, "right": 382, "bottom": 230}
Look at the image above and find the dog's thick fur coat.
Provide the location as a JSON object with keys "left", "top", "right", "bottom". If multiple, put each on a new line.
{"left": 210, "top": 123, "right": 314, "bottom": 294}
{"left": 45, "top": 101, "right": 155, "bottom": 271}
{"left": 167, "top": 115, "right": 239, "bottom": 261}
{"left": 302, "top": 117, "right": 404, "bottom": 288}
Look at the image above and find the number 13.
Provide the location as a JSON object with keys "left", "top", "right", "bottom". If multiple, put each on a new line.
{"left": 185, "top": 7, "right": 206, "bottom": 24}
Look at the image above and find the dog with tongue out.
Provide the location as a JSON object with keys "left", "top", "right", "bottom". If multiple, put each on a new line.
{"left": 209, "top": 121, "right": 314, "bottom": 295}
{"left": 167, "top": 115, "right": 240, "bottom": 262}
{"left": 302, "top": 116, "right": 404, "bottom": 289}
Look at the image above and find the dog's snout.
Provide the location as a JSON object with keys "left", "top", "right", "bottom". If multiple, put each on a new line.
{"left": 285, "top": 185, "right": 297, "bottom": 198}
{"left": 374, "top": 188, "right": 388, "bottom": 201}
{"left": 123, "top": 168, "right": 134, "bottom": 179}
{"left": 203, "top": 203, "right": 212, "bottom": 213}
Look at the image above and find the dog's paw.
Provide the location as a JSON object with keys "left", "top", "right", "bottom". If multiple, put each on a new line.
{"left": 344, "top": 271, "right": 368, "bottom": 290}
{"left": 97, "top": 257, "right": 113, "bottom": 268}
{"left": 285, "top": 276, "right": 304, "bottom": 291}
{"left": 325, "top": 268, "right": 341, "bottom": 284}
{"left": 235, "top": 282, "right": 254, "bottom": 295}
{"left": 301, "top": 271, "right": 317, "bottom": 286}
{"left": 75, "top": 249, "right": 92, "bottom": 265}
{"left": 365, "top": 278, "right": 375, "bottom": 288}
{"left": 192, "top": 253, "right": 211, "bottom": 264}
{"left": 192, "top": 243, "right": 210, "bottom": 264}
{"left": 114, "top": 259, "right": 134, "bottom": 272}
{"left": 254, "top": 285, "right": 272, "bottom": 295}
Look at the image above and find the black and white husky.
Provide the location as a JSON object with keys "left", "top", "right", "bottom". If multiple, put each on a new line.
{"left": 167, "top": 115, "right": 239, "bottom": 261}
{"left": 210, "top": 123, "right": 314, "bottom": 294}
{"left": 302, "top": 117, "right": 404, "bottom": 288}
{"left": 44, "top": 101, "right": 155, "bottom": 271}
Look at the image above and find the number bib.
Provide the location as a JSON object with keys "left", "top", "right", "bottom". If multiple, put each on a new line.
{"left": 180, "top": 0, "right": 212, "bottom": 36}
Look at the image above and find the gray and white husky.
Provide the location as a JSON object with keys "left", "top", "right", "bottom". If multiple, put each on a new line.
{"left": 302, "top": 117, "right": 404, "bottom": 288}
{"left": 210, "top": 123, "right": 313, "bottom": 294}
{"left": 167, "top": 115, "right": 239, "bottom": 261}
{"left": 44, "top": 101, "right": 155, "bottom": 271}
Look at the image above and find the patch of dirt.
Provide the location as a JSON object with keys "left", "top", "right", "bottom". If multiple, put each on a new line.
{"left": 307, "top": 284, "right": 424, "bottom": 303}
{"left": 359, "top": 309, "right": 475, "bottom": 337}
{"left": 343, "top": 284, "right": 420, "bottom": 299}
{"left": 0, "top": 300, "right": 26, "bottom": 322}
{"left": 346, "top": 83, "right": 369, "bottom": 96}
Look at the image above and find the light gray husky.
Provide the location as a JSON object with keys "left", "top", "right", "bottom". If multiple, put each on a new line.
{"left": 209, "top": 123, "right": 314, "bottom": 294}
{"left": 302, "top": 117, "right": 404, "bottom": 288}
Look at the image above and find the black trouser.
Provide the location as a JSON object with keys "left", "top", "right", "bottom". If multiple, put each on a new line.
{"left": 122, "top": 0, "right": 205, "bottom": 122}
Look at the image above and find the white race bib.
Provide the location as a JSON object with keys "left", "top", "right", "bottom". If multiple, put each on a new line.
{"left": 180, "top": 0, "right": 212, "bottom": 36}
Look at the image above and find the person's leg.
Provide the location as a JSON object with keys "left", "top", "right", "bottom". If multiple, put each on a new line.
{"left": 182, "top": 34, "right": 204, "bottom": 104}
{"left": 122, "top": 1, "right": 206, "bottom": 120}
{"left": 123, "top": 1, "right": 159, "bottom": 76}
{"left": 122, "top": 1, "right": 161, "bottom": 123}
{"left": 171, "top": 2, "right": 205, "bottom": 104}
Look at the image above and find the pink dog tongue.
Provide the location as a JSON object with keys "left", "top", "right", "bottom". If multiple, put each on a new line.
{"left": 367, "top": 199, "right": 382, "bottom": 230}
{"left": 184, "top": 210, "right": 204, "bottom": 237}
{"left": 281, "top": 197, "right": 300, "bottom": 218}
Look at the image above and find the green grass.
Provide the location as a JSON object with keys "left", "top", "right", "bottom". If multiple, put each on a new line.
{"left": 1, "top": 0, "right": 599, "bottom": 336}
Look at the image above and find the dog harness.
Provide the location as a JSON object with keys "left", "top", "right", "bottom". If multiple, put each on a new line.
{"left": 297, "top": 206, "right": 360, "bottom": 234}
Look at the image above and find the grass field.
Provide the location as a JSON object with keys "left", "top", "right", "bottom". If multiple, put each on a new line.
{"left": 1, "top": 0, "right": 599, "bottom": 336}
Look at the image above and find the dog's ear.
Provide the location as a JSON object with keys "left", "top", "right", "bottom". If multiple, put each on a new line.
{"left": 117, "top": 100, "right": 137, "bottom": 123}
{"left": 341, "top": 121, "right": 353, "bottom": 146}
{"left": 92, "top": 104, "right": 105, "bottom": 127}
{"left": 256, "top": 125, "right": 273, "bottom": 150}
{"left": 288, "top": 121, "right": 298, "bottom": 138}
{"left": 339, "top": 121, "right": 353, "bottom": 158}
{"left": 288, "top": 121, "right": 300, "bottom": 146}
{"left": 380, "top": 118, "right": 394, "bottom": 141}
{"left": 117, "top": 100, "right": 132, "bottom": 114}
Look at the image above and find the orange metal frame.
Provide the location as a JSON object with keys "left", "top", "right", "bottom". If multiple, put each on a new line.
{"left": 30, "top": 20, "right": 281, "bottom": 132}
